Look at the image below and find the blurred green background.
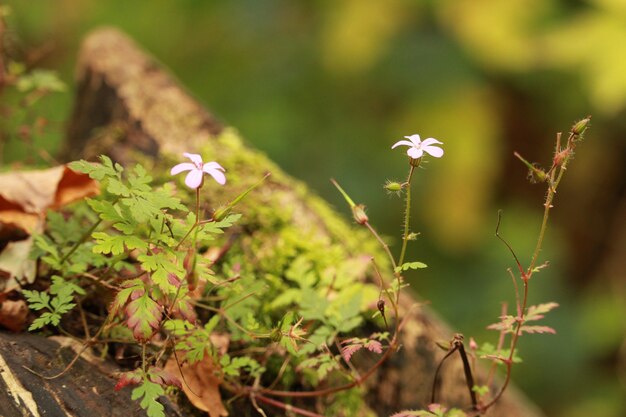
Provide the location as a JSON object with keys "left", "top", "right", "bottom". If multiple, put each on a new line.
{"left": 1, "top": 1, "right": 624, "bottom": 415}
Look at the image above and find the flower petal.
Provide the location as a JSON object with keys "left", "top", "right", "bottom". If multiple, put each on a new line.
{"left": 170, "top": 162, "right": 196, "bottom": 175}
{"left": 407, "top": 147, "right": 423, "bottom": 159}
{"left": 205, "top": 167, "right": 226, "bottom": 185}
{"left": 403, "top": 134, "right": 422, "bottom": 146}
{"left": 423, "top": 145, "right": 444, "bottom": 158}
{"left": 202, "top": 161, "right": 225, "bottom": 173}
{"left": 420, "top": 138, "right": 443, "bottom": 146}
{"left": 183, "top": 153, "right": 203, "bottom": 166}
{"left": 391, "top": 140, "right": 415, "bottom": 149}
{"left": 184, "top": 169, "right": 203, "bottom": 189}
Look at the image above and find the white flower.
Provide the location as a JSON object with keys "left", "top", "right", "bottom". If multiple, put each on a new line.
{"left": 170, "top": 153, "right": 226, "bottom": 189}
{"left": 391, "top": 134, "right": 444, "bottom": 159}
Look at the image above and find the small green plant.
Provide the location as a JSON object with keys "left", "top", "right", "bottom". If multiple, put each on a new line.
{"left": 20, "top": 118, "right": 588, "bottom": 417}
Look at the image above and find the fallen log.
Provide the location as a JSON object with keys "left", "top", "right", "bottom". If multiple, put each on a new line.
{"left": 57, "top": 27, "right": 544, "bottom": 417}
{"left": 0, "top": 331, "right": 182, "bottom": 417}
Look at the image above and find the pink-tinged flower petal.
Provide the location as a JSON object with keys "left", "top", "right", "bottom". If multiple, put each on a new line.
{"left": 184, "top": 169, "right": 204, "bottom": 189}
{"left": 403, "top": 134, "right": 422, "bottom": 145}
{"left": 391, "top": 139, "right": 415, "bottom": 149}
{"left": 183, "top": 152, "right": 203, "bottom": 166}
{"left": 407, "top": 147, "right": 424, "bottom": 159}
{"left": 423, "top": 145, "right": 444, "bottom": 158}
{"left": 420, "top": 137, "right": 443, "bottom": 146}
{"left": 203, "top": 161, "right": 225, "bottom": 173}
{"left": 205, "top": 167, "right": 226, "bottom": 185}
{"left": 170, "top": 162, "right": 196, "bottom": 175}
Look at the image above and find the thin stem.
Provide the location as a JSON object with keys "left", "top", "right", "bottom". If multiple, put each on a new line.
{"left": 398, "top": 165, "right": 416, "bottom": 267}
{"left": 254, "top": 394, "right": 324, "bottom": 417}
{"left": 482, "top": 280, "right": 528, "bottom": 411}
{"left": 176, "top": 187, "right": 202, "bottom": 250}
{"left": 60, "top": 218, "right": 102, "bottom": 265}
{"left": 431, "top": 345, "right": 458, "bottom": 404}
{"left": 364, "top": 222, "right": 397, "bottom": 270}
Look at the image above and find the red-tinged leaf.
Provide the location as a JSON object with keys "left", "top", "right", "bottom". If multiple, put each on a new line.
{"left": 487, "top": 315, "right": 516, "bottom": 332}
{"left": 115, "top": 369, "right": 143, "bottom": 391}
{"left": 126, "top": 293, "right": 162, "bottom": 341}
{"left": 171, "top": 296, "right": 197, "bottom": 323}
{"left": 110, "top": 279, "right": 145, "bottom": 317}
{"left": 341, "top": 344, "right": 362, "bottom": 363}
{"left": 521, "top": 325, "right": 556, "bottom": 334}
{"left": 526, "top": 302, "right": 559, "bottom": 321}
{"left": 365, "top": 340, "right": 383, "bottom": 354}
{"left": 148, "top": 366, "right": 182, "bottom": 389}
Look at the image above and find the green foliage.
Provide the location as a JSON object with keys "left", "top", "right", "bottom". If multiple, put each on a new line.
{"left": 220, "top": 354, "right": 264, "bottom": 378}
{"left": 16, "top": 69, "right": 66, "bottom": 93}
{"left": 22, "top": 276, "right": 83, "bottom": 330}
{"left": 394, "top": 261, "right": 428, "bottom": 273}
{"left": 131, "top": 379, "right": 165, "bottom": 417}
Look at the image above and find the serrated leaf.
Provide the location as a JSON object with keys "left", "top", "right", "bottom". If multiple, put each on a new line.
{"left": 68, "top": 159, "right": 116, "bottom": 181}
{"left": 526, "top": 302, "right": 559, "bottom": 321}
{"left": 22, "top": 290, "right": 50, "bottom": 310}
{"left": 520, "top": 325, "right": 556, "bottom": 334}
{"left": 131, "top": 380, "right": 165, "bottom": 417}
{"left": 107, "top": 178, "right": 131, "bottom": 197}
{"left": 87, "top": 199, "right": 124, "bottom": 222}
{"left": 126, "top": 293, "right": 162, "bottom": 341}
{"left": 92, "top": 232, "right": 147, "bottom": 255}
{"left": 394, "top": 261, "right": 428, "bottom": 273}
{"left": 138, "top": 252, "right": 183, "bottom": 294}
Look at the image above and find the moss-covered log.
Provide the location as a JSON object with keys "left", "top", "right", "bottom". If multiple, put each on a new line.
{"left": 63, "top": 27, "right": 544, "bottom": 417}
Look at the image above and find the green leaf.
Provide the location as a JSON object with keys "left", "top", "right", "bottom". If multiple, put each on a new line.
{"left": 92, "top": 232, "right": 147, "bottom": 255}
{"left": 394, "top": 261, "right": 428, "bottom": 273}
{"left": 107, "top": 178, "right": 131, "bottom": 197}
{"left": 131, "top": 379, "right": 165, "bottom": 417}
{"left": 126, "top": 293, "right": 162, "bottom": 341}
{"left": 137, "top": 252, "right": 183, "bottom": 294}
{"left": 22, "top": 290, "right": 51, "bottom": 311}
{"left": 68, "top": 157, "right": 117, "bottom": 181}
{"left": 16, "top": 69, "right": 66, "bottom": 93}
{"left": 87, "top": 199, "right": 124, "bottom": 223}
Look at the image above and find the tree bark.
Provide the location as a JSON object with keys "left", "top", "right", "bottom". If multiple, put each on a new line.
{"left": 0, "top": 332, "right": 182, "bottom": 417}
{"left": 62, "top": 27, "right": 545, "bottom": 417}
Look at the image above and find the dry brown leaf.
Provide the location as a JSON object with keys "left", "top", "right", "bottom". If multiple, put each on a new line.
{"left": 0, "top": 299, "right": 28, "bottom": 331}
{"left": 0, "top": 238, "right": 36, "bottom": 293}
{"left": 0, "top": 165, "right": 99, "bottom": 236}
{"left": 165, "top": 354, "right": 228, "bottom": 417}
{"left": 0, "top": 164, "right": 99, "bottom": 294}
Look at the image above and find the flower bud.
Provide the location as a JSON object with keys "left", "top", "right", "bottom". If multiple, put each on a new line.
{"left": 213, "top": 205, "right": 231, "bottom": 222}
{"left": 553, "top": 149, "right": 570, "bottom": 167}
{"left": 377, "top": 299, "right": 385, "bottom": 315}
{"left": 384, "top": 181, "right": 402, "bottom": 193}
{"left": 571, "top": 116, "right": 591, "bottom": 136}
{"left": 352, "top": 204, "right": 369, "bottom": 225}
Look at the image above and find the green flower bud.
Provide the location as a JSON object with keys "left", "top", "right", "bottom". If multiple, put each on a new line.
{"left": 213, "top": 205, "right": 231, "bottom": 222}
{"left": 384, "top": 181, "right": 402, "bottom": 193}
{"left": 571, "top": 116, "right": 591, "bottom": 136}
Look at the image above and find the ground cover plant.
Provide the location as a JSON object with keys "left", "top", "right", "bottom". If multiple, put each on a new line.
{"left": 5, "top": 116, "right": 589, "bottom": 417}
